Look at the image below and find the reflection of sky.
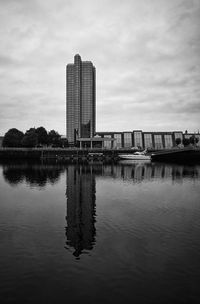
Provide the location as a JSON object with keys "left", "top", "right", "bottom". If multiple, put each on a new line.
{"left": 94, "top": 164, "right": 200, "bottom": 303}
{"left": 0, "top": 162, "right": 200, "bottom": 303}
{"left": 96, "top": 175, "right": 200, "bottom": 280}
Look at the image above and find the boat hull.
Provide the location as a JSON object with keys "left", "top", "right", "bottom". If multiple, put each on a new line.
{"left": 119, "top": 154, "right": 151, "bottom": 160}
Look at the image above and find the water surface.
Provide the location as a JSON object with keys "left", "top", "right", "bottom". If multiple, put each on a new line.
{"left": 0, "top": 161, "right": 200, "bottom": 304}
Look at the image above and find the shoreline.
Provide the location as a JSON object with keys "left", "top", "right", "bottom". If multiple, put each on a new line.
{"left": 0, "top": 147, "right": 200, "bottom": 163}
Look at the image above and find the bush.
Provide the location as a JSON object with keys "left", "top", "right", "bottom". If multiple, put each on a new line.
{"left": 182, "top": 138, "right": 190, "bottom": 147}
{"left": 190, "top": 135, "right": 199, "bottom": 146}
{"left": 175, "top": 138, "right": 182, "bottom": 146}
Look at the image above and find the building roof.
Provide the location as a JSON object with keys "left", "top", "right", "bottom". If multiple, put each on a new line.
{"left": 77, "top": 137, "right": 115, "bottom": 141}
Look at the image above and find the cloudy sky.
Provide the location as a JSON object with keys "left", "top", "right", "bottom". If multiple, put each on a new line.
{"left": 0, "top": 0, "right": 200, "bottom": 135}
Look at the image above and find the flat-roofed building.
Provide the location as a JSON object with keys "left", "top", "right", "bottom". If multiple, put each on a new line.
{"left": 103, "top": 135, "right": 112, "bottom": 149}
{"left": 133, "top": 131, "right": 143, "bottom": 148}
{"left": 123, "top": 132, "right": 132, "bottom": 148}
{"left": 114, "top": 133, "right": 122, "bottom": 149}
{"left": 164, "top": 134, "right": 173, "bottom": 148}
{"left": 92, "top": 130, "right": 199, "bottom": 149}
{"left": 154, "top": 134, "right": 163, "bottom": 149}
{"left": 143, "top": 133, "right": 153, "bottom": 149}
{"left": 66, "top": 54, "right": 96, "bottom": 145}
{"left": 0, "top": 136, "right": 3, "bottom": 147}
{"left": 184, "top": 133, "right": 193, "bottom": 139}
{"left": 173, "top": 131, "right": 183, "bottom": 141}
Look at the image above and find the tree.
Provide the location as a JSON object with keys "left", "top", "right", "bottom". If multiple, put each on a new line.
{"left": 182, "top": 138, "right": 190, "bottom": 147}
{"left": 189, "top": 135, "right": 199, "bottom": 146}
{"left": 21, "top": 128, "right": 38, "bottom": 147}
{"left": 2, "top": 128, "right": 24, "bottom": 147}
{"left": 61, "top": 138, "right": 69, "bottom": 148}
{"left": 48, "top": 130, "right": 62, "bottom": 147}
{"left": 175, "top": 138, "right": 182, "bottom": 146}
{"left": 58, "top": 137, "right": 69, "bottom": 148}
{"left": 36, "top": 127, "right": 48, "bottom": 146}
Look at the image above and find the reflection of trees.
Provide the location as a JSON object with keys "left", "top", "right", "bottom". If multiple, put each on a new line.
{"left": 2, "top": 163, "right": 65, "bottom": 187}
{"left": 3, "top": 169, "right": 24, "bottom": 185}
{"left": 65, "top": 165, "right": 96, "bottom": 258}
{"left": 2, "top": 161, "right": 199, "bottom": 188}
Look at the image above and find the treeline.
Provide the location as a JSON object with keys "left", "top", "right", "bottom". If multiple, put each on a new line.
{"left": 2, "top": 127, "right": 68, "bottom": 148}
{"left": 175, "top": 136, "right": 199, "bottom": 147}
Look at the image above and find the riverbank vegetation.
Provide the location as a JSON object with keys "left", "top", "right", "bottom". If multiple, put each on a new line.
{"left": 2, "top": 127, "right": 68, "bottom": 148}
{"left": 175, "top": 135, "right": 199, "bottom": 147}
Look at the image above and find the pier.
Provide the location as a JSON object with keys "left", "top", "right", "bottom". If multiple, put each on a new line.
{"left": 151, "top": 147, "right": 200, "bottom": 163}
{"left": 1, "top": 147, "right": 200, "bottom": 163}
{"left": 0, "top": 147, "right": 136, "bottom": 162}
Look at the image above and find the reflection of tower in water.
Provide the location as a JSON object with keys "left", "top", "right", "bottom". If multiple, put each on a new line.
{"left": 65, "top": 165, "right": 96, "bottom": 258}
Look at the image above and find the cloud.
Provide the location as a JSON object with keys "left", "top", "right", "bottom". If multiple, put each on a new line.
{"left": 0, "top": 0, "right": 200, "bottom": 135}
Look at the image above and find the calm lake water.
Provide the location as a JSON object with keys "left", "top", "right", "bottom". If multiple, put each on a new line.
{"left": 0, "top": 160, "right": 200, "bottom": 304}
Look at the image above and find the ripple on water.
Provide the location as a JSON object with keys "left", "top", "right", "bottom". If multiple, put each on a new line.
{"left": 1, "top": 162, "right": 200, "bottom": 304}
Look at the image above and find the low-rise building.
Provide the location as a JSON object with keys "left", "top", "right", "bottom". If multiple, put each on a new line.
{"left": 95, "top": 130, "right": 199, "bottom": 149}
{"left": 0, "top": 136, "right": 3, "bottom": 147}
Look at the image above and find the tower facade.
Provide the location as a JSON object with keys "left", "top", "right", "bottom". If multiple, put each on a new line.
{"left": 66, "top": 54, "right": 96, "bottom": 145}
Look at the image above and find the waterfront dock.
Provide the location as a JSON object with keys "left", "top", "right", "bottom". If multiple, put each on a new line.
{"left": 1, "top": 147, "right": 200, "bottom": 163}
{"left": 0, "top": 148, "right": 134, "bottom": 162}
{"left": 151, "top": 147, "right": 200, "bottom": 163}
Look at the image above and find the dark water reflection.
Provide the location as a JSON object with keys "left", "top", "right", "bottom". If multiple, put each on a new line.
{"left": 2, "top": 160, "right": 200, "bottom": 186}
{"left": 65, "top": 165, "right": 96, "bottom": 258}
{"left": 2, "top": 162, "right": 65, "bottom": 187}
{"left": 0, "top": 161, "right": 200, "bottom": 304}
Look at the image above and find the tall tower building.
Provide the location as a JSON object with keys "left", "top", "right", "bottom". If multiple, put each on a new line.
{"left": 66, "top": 54, "right": 96, "bottom": 145}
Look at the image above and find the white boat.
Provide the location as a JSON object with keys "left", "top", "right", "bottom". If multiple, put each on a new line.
{"left": 119, "top": 150, "right": 151, "bottom": 160}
